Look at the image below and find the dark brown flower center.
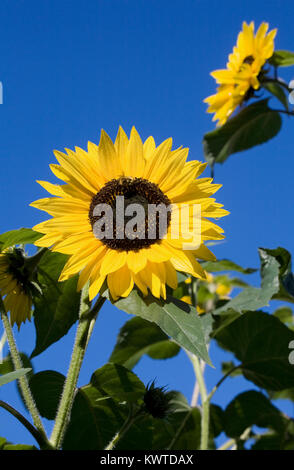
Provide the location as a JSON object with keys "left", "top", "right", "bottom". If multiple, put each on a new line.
{"left": 89, "top": 177, "right": 171, "bottom": 251}
{"left": 243, "top": 55, "right": 255, "bottom": 65}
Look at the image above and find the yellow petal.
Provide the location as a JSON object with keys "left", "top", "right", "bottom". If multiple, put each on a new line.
{"left": 107, "top": 265, "right": 134, "bottom": 300}
{"left": 100, "top": 249, "right": 127, "bottom": 277}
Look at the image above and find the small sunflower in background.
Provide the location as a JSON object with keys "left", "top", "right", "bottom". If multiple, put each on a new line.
{"left": 31, "top": 127, "right": 228, "bottom": 302}
{"left": 0, "top": 249, "right": 34, "bottom": 328}
{"left": 204, "top": 21, "right": 277, "bottom": 126}
{"left": 180, "top": 272, "right": 233, "bottom": 314}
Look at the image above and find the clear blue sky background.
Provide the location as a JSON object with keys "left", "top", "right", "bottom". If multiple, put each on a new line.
{"left": 0, "top": 0, "right": 293, "bottom": 448}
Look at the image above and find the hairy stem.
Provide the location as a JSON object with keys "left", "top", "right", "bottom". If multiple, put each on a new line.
{"left": 49, "top": 290, "right": 106, "bottom": 449}
{"left": 188, "top": 352, "right": 209, "bottom": 450}
{"left": 0, "top": 303, "right": 46, "bottom": 440}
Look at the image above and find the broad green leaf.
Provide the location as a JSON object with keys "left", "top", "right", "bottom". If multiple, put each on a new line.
{"left": 90, "top": 363, "right": 146, "bottom": 403}
{"left": 273, "top": 306, "right": 294, "bottom": 330}
{"left": 151, "top": 407, "right": 201, "bottom": 450}
{"left": 215, "top": 311, "right": 294, "bottom": 390}
{"left": 268, "top": 50, "right": 294, "bottom": 67}
{"left": 109, "top": 316, "right": 180, "bottom": 369}
{"left": 177, "top": 272, "right": 190, "bottom": 283}
{"left": 2, "top": 444, "right": 37, "bottom": 450}
{"left": 270, "top": 388, "right": 294, "bottom": 402}
{"left": 224, "top": 391, "right": 286, "bottom": 438}
{"left": 0, "top": 437, "right": 8, "bottom": 449}
{"left": 63, "top": 384, "right": 152, "bottom": 450}
{"left": 210, "top": 404, "right": 225, "bottom": 438}
{"left": 28, "top": 370, "right": 65, "bottom": 420}
{"left": 259, "top": 247, "right": 294, "bottom": 303}
{"left": 213, "top": 247, "right": 280, "bottom": 316}
{"left": 107, "top": 289, "right": 213, "bottom": 364}
{"left": 31, "top": 251, "right": 81, "bottom": 357}
{"left": 262, "top": 81, "right": 289, "bottom": 110}
{"left": 202, "top": 259, "right": 256, "bottom": 274}
{"left": 0, "top": 353, "right": 33, "bottom": 375}
{"left": 167, "top": 391, "right": 191, "bottom": 412}
{"left": 0, "top": 228, "right": 42, "bottom": 252}
{"left": 0, "top": 368, "right": 31, "bottom": 387}
{"left": 0, "top": 353, "right": 34, "bottom": 410}
{"left": 203, "top": 99, "right": 282, "bottom": 166}
{"left": 251, "top": 433, "right": 294, "bottom": 451}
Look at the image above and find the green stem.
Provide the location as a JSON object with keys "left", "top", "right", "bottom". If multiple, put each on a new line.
{"left": 188, "top": 353, "right": 209, "bottom": 450}
{"left": 207, "top": 364, "right": 241, "bottom": 402}
{"left": 0, "top": 400, "right": 52, "bottom": 449}
{"left": 217, "top": 438, "right": 236, "bottom": 450}
{"left": 0, "top": 304, "right": 47, "bottom": 441}
{"left": 49, "top": 290, "right": 106, "bottom": 449}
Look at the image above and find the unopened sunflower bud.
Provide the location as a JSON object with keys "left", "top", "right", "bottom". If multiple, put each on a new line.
{"left": 143, "top": 381, "right": 171, "bottom": 419}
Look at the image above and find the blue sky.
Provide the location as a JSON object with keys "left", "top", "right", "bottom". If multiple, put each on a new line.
{"left": 0, "top": 0, "right": 294, "bottom": 447}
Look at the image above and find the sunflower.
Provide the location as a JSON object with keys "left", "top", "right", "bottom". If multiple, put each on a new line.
{"left": 31, "top": 127, "right": 228, "bottom": 301}
{"left": 0, "top": 249, "right": 33, "bottom": 328}
{"left": 180, "top": 271, "right": 233, "bottom": 314}
{"left": 204, "top": 21, "right": 277, "bottom": 126}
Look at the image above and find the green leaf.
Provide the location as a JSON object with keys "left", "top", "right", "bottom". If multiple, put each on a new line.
{"left": 273, "top": 306, "right": 294, "bottom": 330}
{"left": 63, "top": 386, "right": 121, "bottom": 450}
{"left": 210, "top": 404, "right": 225, "bottom": 438}
{"left": 224, "top": 391, "right": 285, "bottom": 438}
{"left": 151, "top": 407, "right": 201, "bottom": 450}
{"left": 0, "top": 437, "right": 8, "bottom": 449}
{"left": 213, "top": 247, "right": 280, "bottom": 316}
{"left": 270, "top": 388, "right": 294, "bottom": 402}
{"left": 109, "top": 316, "right": 180, "bottom": 369}
{"left": 0, "top": 228, "right": 42, "bottom": 252}
{"left": 0, "top": 353, "right": 33, "bottom": 376}
{"left": 2, "top": 444, "right": 37, "bottom": 450}
{"left": 203, "top": 99, "right": 282, "bottom": 166}
{"left": 215, "top": 311, "right": 294, "bottom": 390}
{"left": 202, "top": 259, "right": 256, "bottom": 274}
{"left": 0, "top": 353, "right": 34, "bottom": 409}
{"left": 0, "top": 368, "right": 31, "bottom": 387}
{"left": 251, "top": 433, "right": 294, "bottom": 451}
{"left": 63, "top": 384, "right": 152, "bottom": 450}
{"left": 28, "top": 370, "right": 65, "bottom": 420}
{"left": 90, "top": 363, "right": 146, "bottom": 403}
{"left": 268, "top": 50, "right": 294, "bottom": 67}
{"left": 3, "top": 444, "right": 37, "bottom": 450}
{"left": 262, "top": 81, "right": 289, "bottom": 110}
{"left": 106, "top": 289, "right": 213, "bottom": 364}
{"left": 259, "top": 247, "right": 294, "bottom": 303}
{"left": 31, "top": 251, "right": 81, "bottom": 357}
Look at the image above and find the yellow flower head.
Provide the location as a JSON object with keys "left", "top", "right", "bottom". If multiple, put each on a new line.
{"left": 0, "top": 249, "right": 33, "bottom": 328}
{"left": 204, "top": 21, "right": 277, "bottom": 126}
{"left": 31, "top": 127, "right": 228, "bottom": 301}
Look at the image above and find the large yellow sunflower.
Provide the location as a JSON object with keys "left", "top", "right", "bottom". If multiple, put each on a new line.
{"left": 31, "top": 127, "right": 228, "bottom": 301}
{"left": 0, "top": 249, "right": 33, "bottom": 328}
{"left": 204, "top": 21, "right": 277, "bottom": 126}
